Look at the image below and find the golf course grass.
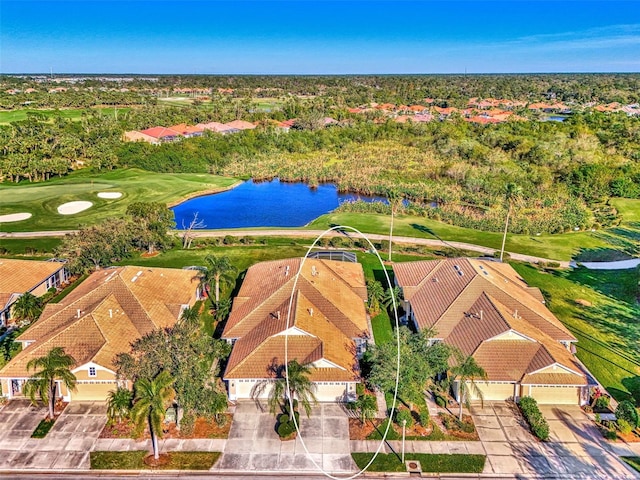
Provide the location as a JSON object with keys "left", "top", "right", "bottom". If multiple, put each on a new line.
{"left": 308, "top": 212, "right": 609, "bottom": 261}
{"left": 0, "top": 168, "right": 240, "bottom": 232}
{"left": 0, "top": 107, "right": 130, "bottom": 124}
{"left": 514, "top": 263, "right": 640, "bottom": 404}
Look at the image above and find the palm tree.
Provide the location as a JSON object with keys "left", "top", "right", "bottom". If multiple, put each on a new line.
{"left": 387, "top": 189, "right": 403, "bottom": 262}
{"left": 499, "top": 183, "right": 523, "bottom": 262}
{"left": 382, "top": 285, "right": 403, "bottom": 311}
{"left": 195, "top": 255, "right": 237, "bottom": 303}
{"left": 130, "top": 370, "right": 175, "bottom": 460}
{"left": 23, "top": 347, "right": 76, "bottom": 419}
{"left": 450, "top": 351, "right": 487, "bottom": 421}
{"left": 106, "top": 387, "right": 133, "bottom": 424}
{"left": 366, "top": 280, "right": 384, "bottom": 314}
{"left": 178, "top": 305, "right": 200, "bottom": 327}
{"left": 251, "top": 359, "right": 318, "bottom": 418}
{"left": 12, "top": 292, "right": 43, "bottom": 322}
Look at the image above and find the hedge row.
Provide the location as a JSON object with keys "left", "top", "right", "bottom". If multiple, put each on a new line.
{"left": 518, "top": 396, "right": 550, "bottom": 441}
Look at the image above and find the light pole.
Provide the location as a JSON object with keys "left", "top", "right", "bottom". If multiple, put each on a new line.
{"left": 401, "top": 418, "right": 407, "bottom": 463}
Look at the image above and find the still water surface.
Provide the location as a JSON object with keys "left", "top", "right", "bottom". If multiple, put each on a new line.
{"left": 172, "top": 178, "right": 387, "bottom": 229}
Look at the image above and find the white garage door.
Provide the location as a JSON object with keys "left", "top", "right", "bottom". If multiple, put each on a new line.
{"left": 315, "top": 383, "right": 348, "bottom": 402}
{"left": 528, "top": 385, "right": 579, "bottom": 405}
{"left": 72, "top": 381, "right": 117, "bottom": 401}
{"left": 469, "top": 382, "right": 516, "bottom": 401}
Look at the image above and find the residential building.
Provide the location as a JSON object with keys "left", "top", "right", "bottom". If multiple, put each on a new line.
{"left": 0, "top": 266, "right": 202, "bottom": 401}
{"left": 222, "top": 257, "right": 370, "bottom": 402}
{"left": 139, "top": 126, "right": 183, "bottom": 142}
{"left": 123, "top": 130, "right": 160, "bottom": 145}
{"left": 393, "top": 258, "right": 591, "bottom": 405}
{"left": 0, "top": 259, "right": 69, "bottom": 327}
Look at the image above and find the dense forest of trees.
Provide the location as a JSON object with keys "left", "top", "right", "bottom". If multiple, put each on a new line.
{"left": 1, "top": 74, "right": 639, "bottom": 234}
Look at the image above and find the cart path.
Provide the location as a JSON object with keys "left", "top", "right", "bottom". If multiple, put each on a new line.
{"left": 0, "top": 228, "right": 572, "bottom": 267}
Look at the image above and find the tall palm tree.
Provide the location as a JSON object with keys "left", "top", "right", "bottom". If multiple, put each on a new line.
{"left": 499, "top": 183, "right": 523, "bottom": 262}
{"left": 195, "top": 255, "right": 237, "bottom": 304}
{"left": 387, "top": 189, "right": 403, "bottom": 262}
{"left": 12, "top": 292, "right": 43, "bottom": 322}
{"left": 366, "top": 280, "right": 384, "bottom": 315}
{"left": 106, "top": 387, "right": 133, "bottom": 424}
{"left": 382, "top": 285, "right": 404, "bottom": 311}
{"left": 130, "top": 370, "right": 175, "bottom": 460}
{"left": 178, "top": 305, "right": 200, "bottom": 327}
{"left": 450, "top": 351, "right": 487, "bottom": 421}
{"left": 251, "top": 360, "right": 318, "bottom": 418}
{"left": 23, "top": 347, "right": 76, "bottom": 419}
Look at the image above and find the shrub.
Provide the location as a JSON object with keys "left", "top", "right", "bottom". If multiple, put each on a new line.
{"left": 583, "top": 405, "right": 593, "bottom": 414}
{"left": 594, "top": 395, "right": 611, "bottom": 411}
{"left": 595, "top": 413, "right": 601, "bottom": 424}
{"left": 419, "top": 409, "right": 430, "bottom": 427}
{"left": 616, "top": 400, "right": 639, "bottom": 428}
{"left": 223, "top": 235, "right": 236, "bottom": 245}
{"left": 180, "top": 411, "right": 195, "bottom": 436}
{"left": 277, "top": 422, "right": 294, "bottom": 438}
{"left": 278, "top": 414, "right": 289, "bottom": 424}
{"left": 517, "top": 396, "right": 550, "bottom": 441}
{"left": 395, "top": 409, "right": 414, "bottom": 428}
{"left": 618, "top": 419, "right": 633, "bottom": 435}
{"left": 604, "top": 428, "right": 618, "bottom": 440}
{"left": 435, "top": 395, "right": 447, "bottom": 408}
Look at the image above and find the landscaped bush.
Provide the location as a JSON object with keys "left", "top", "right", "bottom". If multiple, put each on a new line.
{"left": 618, "top": 419, "right": 633, "bottom": 435}
{"left": 604, "top": 428, "right": 618, "bottom": 440}
{"left": 616, "top": 400, "right": 639, "bottom": 428}
{"left": 439, "top": 413, "right": 475, "bottom": 434}
{"left": 31, "top": 419, "right": 56, "bottom": 438}
{"left": 395, "top": 409, "right": 414, "bottom": 428}
{"left": 517, "top": 396, "right": 550, "bottom": 441}
{"left": 419, "top": 409, "right": 430, "bottom": 427}
{"left": 594, "top": 395, "right": 611, "bottom": 411}
{"left": 435, "top": 395, "right": 447, "bottom": 408}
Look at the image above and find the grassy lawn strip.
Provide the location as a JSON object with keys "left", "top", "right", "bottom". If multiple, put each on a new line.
{"left": 90, "top": 451, "right": 220, "bottom": 470}
{"left": 352, "top": 452, "right": 485, "bottom": 473}
{"left": 621, "top": 456, "right": 640, "bottom": 473}
{"left": 31, "top": 419, "right": 55, "bottom": 438}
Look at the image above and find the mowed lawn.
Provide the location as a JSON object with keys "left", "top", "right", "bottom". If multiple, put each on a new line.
{"left": 513, "top": 263, "right": 640, "bottom": 404}
{"left": 0, "top": 168, "right": 240, "bottom": 232}
{"left": 308, "top": 212, "right": 609, "bottom": 262}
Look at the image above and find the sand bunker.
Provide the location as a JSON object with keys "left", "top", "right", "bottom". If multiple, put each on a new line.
{"left": 57, "top": 201, "right": 93, "bottom": 215}
{"left": 0, "top": 212, "right": 32, "bottom": 222}
{"left": 97, "top": 192, "right": 123, "bottom": 199}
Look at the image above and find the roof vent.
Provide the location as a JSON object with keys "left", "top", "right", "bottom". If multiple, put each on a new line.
{"left": 285, "top": 265, "right": 290, "bottom": 276}
{"left": 311, "top": 266, "right": 318, "bottom": 276}
{"left": 77, "top": 309, "right": 82, "bottom": 318}
{"left": 308, "top": 308, "right": 314, "bottom": 317}
{"left": 432, "top": 277, "right": 438, "bottom": 283}
{"left": 479, "top": 310, "right": 483, "bottom": 320}
{"left": 513, "top": 309, "right": 519, "bottom": 319}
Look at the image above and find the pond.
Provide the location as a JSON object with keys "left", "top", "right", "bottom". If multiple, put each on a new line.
{"left": 171, "top": 178, "right": 387, "bottom": 229}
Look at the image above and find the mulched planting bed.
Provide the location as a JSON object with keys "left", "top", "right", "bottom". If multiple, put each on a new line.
{"left": 350, "top": 413, "right": 478, "bottom": 441}
{"left": 99, "top": 414, "right": 232, "bottom": 440}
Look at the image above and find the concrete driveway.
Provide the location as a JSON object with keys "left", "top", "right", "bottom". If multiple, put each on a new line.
{"left": 471, "top": 402, "right": 639, "bottom": 479}
{"left": 217, "top": 401, "right": 355, "bottom": 473}
{"left": 0, "top": 400, "right": 106, "bottom": 470}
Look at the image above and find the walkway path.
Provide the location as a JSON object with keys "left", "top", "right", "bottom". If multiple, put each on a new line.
{"left": 0, "top": 228, "right": 571, "bottom": 267}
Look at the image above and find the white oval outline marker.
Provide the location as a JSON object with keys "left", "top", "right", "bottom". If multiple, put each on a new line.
{"left": 283, "top": 225, "right": 401, "bottom": 478}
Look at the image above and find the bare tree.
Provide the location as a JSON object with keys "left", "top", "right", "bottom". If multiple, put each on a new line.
{"left": 181, "top": 213, "right": 205, "bottom": 249}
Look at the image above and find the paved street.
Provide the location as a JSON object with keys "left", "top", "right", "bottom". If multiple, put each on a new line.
{"left": 1, "top": 399, "right": 640, "bottom": 478}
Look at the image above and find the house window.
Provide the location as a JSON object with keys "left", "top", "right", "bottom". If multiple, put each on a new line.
{"left": 88, "top": 367, "right": 97, "bottom": 377}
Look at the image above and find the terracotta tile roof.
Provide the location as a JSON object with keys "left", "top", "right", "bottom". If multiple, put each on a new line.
{"left": 223, "top": 258, "right": 368, "bottom": 382}
{"left": 0, "top": 259, "right": 66, "bottom": 299}
{"left": 140, "top": 126, "right": 182, "bottom": 139}
{"left": 224, "top": 120, "right": 256, "bottom": 130}
{"left": 0, "top": 266, "right": 199, "bottom": 377}
{"left": 394, "top": 258, "right": 586, "bottom": 386}
{"left": 521, "top": 372, "right": 587, "bottom": 386}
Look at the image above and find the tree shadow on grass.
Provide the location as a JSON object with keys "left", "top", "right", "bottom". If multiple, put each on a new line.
{"left": 573, "top": 247, "right": 634, "bottom": 263}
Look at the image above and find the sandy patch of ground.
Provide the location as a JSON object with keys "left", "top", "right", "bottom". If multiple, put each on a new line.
{"left": 97, "top": 192, "right": 123, "bottom": 199}
{"left": 57, "top": 201, "right": 93, "bottom": 215}
{"left": 0, "top": 212, "right": 32, "bottom": 222}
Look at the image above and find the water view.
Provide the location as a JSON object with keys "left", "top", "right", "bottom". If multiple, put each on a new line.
{"left": 172, "top": 178, "right": 387, "bottom": 229}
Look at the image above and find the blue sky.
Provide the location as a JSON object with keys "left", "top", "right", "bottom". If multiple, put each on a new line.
{"left": 1, "top": 1, "right": 639, "bottom": 73}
